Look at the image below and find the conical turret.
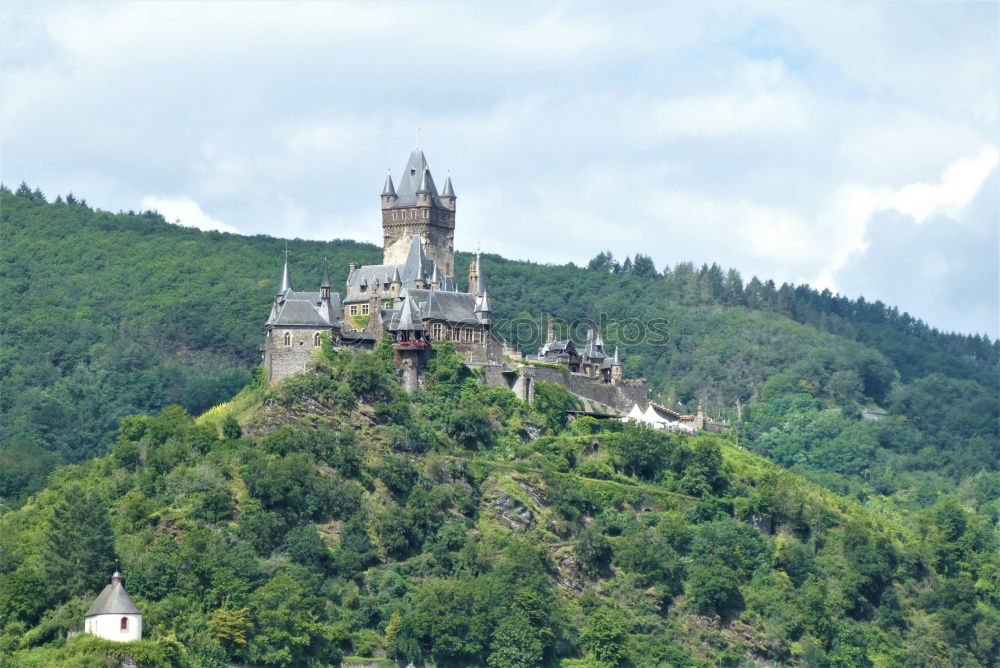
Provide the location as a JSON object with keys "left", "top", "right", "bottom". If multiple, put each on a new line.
{"left": 381, "top": 173, "right": 397, "bottom": 209}
{"left": 278, "top": 259, "right": 293, "bottom": 299}
{"left": 441, "top": 175, "right": 456, "bottom": 210}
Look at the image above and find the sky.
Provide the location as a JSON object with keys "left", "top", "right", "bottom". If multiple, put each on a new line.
{"left": 2, "top": 1, "right": 997, "bottom": 338}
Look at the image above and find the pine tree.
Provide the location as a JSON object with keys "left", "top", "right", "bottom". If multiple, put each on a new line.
{"left": 43, "top": 483, "right": 115, "bottom": 600}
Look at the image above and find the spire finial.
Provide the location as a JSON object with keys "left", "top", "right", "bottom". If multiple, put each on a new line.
{"left": 415, "top": 124, "right": 421, "bottom": 150}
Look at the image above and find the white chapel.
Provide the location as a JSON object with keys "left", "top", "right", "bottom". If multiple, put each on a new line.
{"left": 84, "top": 570, "right": 142, "bottom": 642}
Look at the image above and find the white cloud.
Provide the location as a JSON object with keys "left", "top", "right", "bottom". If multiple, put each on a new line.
{"left": 2, "top": 1, "right": 996, "bottom": 335}
{"left": 814, "top": 145, "right": 999, "bottom": 290}
{"left": 140, "top": 196, "right": 236, "bottom": 233}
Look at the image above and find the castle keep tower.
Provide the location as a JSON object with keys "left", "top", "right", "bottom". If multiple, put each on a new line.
{"left": 381, "top": 150, "right": 456, "bottom": 276}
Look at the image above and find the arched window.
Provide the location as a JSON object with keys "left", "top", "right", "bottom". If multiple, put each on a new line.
{"left": 120, "top": 617, "right": 129, "bottom": 632}
{"left": 313, "top": 332, "right": 321, "bottom": 347}
{"left": 283, "top": 332, "right": 291, "bottom": 346}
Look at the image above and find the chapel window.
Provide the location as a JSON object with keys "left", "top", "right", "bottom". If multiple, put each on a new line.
{"left": 313, "top": 332, "right": 321, "bottom": 347}
{"left": 120, "top": 617, "right": 128, "bottom": 632}
{"left": 283, "top": 332, "right": 291, "bottom": 346}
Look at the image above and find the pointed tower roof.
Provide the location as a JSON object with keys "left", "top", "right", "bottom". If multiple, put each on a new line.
{"left": 477, "top": 291, "right": 492, "bottom": 324}
{"left": 396, "top": 295, "right": 424, "bottom": 331}
{"left": 612, "top": 346, "right": 621, "bottom": 365}
{"left": 442, "top": 175, "right": 455, "bottom": 198}
{"left": 320, "top": 262, "right": 331, "bottom": 289}
{"left": 382, "top": 173, "right": 396, "bottom": 197}
{"left": 86, "top": 571, "right": 140, "bottom": 617}
{"left": 417, "top": 168, "right": 432, "bottom": 195}
{"left": 279, "top": 260, "right": 293, "bottom": 294}
{"left": 402, "top": 235, "right": 429, "bottom": 284}
{"left": 431, "top": 264, "right": 442, "bottom": 285}
{"left": 475, "top": 290, "right": 492, "bottom": 313}
{"left": 392, "top": 150, "right": 443, "bottom": 208}
{"left": 391, "top": 266, "right": 402, "bottom": 284}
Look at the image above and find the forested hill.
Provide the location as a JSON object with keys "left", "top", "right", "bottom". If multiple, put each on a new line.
{"left": 1, "top": 185, "right": 997, "bottom": 512}
{"left": 1, "top": 342, "right": 998, "bottom": 666}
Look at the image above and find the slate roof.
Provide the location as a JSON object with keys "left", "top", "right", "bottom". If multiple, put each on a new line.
{"left": 345, "top": 237, "right": 459, "bottom": 303}
{"left": 386, "top": 288, "right": 483, "bottom": 330}
{"left": 382, "top": 173, "right": 396, "bottom": 197}
{"left": 391, "top": 150, "right": 446, "bottom": 209}
{"left": 412, "top": 289, "right": 481, "bottom": 324}
{"left": 272, "top": 299, "right": 335, "bottom": 327}
{"left": 86, "top": 573, "right": 140, "bottom": 617}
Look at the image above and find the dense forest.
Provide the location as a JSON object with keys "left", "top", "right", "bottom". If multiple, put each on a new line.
{"left": 1, "top": 185, "right": 998, "bottom": 666}
{"left": 1, "top": 341, "right": 997, "bottom": 666}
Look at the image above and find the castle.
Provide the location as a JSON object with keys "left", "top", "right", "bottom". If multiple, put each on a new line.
{"left": 261, "top": 149, "right": 649, "bottom": 414}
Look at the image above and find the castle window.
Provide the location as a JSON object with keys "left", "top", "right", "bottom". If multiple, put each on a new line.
{"left": 361, "top": 304, "right": 369, "bottom": 315}
{"left": 120, "top": 617, "right": 128, "bottom": 633}
{"left": 349, "top": 305, "right": 358, "bottom": 315}
{"left": 464, "top": 328, "right": 473, "bottom": 342}
{"left": 313, "top": 332, "right": 321, "bottom": 347}
{"left": 283, "top": 332, "right": 291, "bottom": 346}
{"left": 432, "top": 323, "right": 442, "bottom": 339}
{"left": 392, "top": 212, "right": 397, "bottom": 220}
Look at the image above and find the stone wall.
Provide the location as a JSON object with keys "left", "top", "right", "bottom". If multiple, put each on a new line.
{"left": 264, "top": 327, "right": 325, "bottom": 384}
{"left": 481, "top": 364, "right": 648, "bottom": 414}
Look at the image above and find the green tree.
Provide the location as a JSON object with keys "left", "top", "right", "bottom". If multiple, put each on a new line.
{"left": 580, "top": 607, "right": 630, "bottom": 666}
{"left": 531, "top": 381, "right": 580, "bottom": 433}
{"left": 574, "top": 526, "right": 612, "bottom": 576}
{"left": 43, "top": 483, "right": 115, "bottom": 600}
{"left": 685, "top": 564, "right": 743, "bottom": 618}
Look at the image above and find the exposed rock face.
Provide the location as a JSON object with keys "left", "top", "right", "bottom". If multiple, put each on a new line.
{"left": 492, "top": 494, "right": 535, "bottom": 532}
{"left": 552, "top": 548, "right": 585, "bottom": 595}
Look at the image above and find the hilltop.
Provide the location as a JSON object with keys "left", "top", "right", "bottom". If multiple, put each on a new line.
{"left": 1, "top": 186, "right": 996, "bottom": 514}
{"left": 1, "top": 340, "right": 997, "bottom": 666}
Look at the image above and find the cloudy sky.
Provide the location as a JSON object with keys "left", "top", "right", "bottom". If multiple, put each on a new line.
{"left": 2, "top": 2, "right": 997, "bottom": 337}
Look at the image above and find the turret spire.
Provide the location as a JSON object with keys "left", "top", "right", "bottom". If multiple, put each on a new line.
{"left": 417, "top": 168, "right": 432, "bottom": 195}
{"left": 320, "top": 261, "right": 331, "bottom": 289}
{"left": 382, "top": 173, "right": 396, "bottom": 197}
{"left": 442, "top": 175, "right": 455, "bottom": 198}
{"left": 279, "top": 258, "right": 293, "bottom": 294}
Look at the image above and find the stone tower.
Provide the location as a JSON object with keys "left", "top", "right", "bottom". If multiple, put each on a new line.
{"left": 381, "top": 150, "right": 456, "bottom": 276}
